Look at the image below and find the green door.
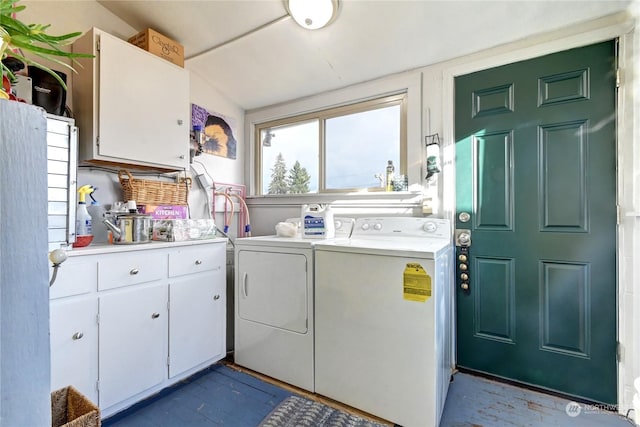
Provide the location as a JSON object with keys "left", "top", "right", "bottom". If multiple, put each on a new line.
{"left": 455, "top": 41, "right": 617, "bottom": 404}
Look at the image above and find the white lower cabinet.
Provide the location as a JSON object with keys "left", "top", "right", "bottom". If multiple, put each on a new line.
{"left": 168, "top": 244, "right": 226, "bottom": 378}
{"left": 169, "top": 271, "right": 224, "bottom": 377}
{"left": 50, "top": 296, "right": 98, "bottom": 404}
{"left": 49, "top": 240, "right": 227, "bottom": 418}
{"left": 99, "top": 283, "right": 168, "bottom": 409}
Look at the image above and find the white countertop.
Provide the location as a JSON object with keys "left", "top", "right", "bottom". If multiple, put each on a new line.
{"left": 66, "top": 238, "right": 229, "bottom": 256}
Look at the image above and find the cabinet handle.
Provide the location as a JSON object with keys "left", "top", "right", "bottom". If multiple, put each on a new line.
{"left": 72, "top": 332, "right": 84, "bottom": 340}
{"left": 130, "top": 268, "right": 139, "bottom": 275}
{"left": 213, "top": 294, "right": 220, "bottom": 300}
{"left": 195, "top": 260, "right": 202, "bottom": 265}
{"left": 179, "top": 155, "right": 185, "bottom": 159}
{"left": 242, "top": 272, "right": 248, "bottom": 297}
{"left": 177, "top": 119, "right": 183, "bottom": 125}
{"left": 151, "top": 312, "right": 160, "bottom": 319}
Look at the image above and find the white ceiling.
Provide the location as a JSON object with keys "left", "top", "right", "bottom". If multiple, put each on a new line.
{"left": 97, "top": 0, "right": 631, "bottom": 110}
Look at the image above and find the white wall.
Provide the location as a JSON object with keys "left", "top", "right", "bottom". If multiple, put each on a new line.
{"left": 0, "top": 102, "right": 51, "bottom": 427}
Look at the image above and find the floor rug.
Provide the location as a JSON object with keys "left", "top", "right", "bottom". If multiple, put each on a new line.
{"left": 259, "top": 395, "right": 389, "bottom": 427}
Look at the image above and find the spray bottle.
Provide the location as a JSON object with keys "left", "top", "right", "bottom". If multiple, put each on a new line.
{"left": 76, "top": 185, "right": 95, "bottom": 237}
{"left": 87, "top": 187, "right": 109, "bottom": 243}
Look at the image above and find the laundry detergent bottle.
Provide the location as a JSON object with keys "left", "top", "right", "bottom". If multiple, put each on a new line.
{"left": 301, "top": 204, "right": 335, "bottom": 239}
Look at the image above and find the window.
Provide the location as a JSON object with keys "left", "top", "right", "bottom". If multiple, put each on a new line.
{"left": 256, "top": 93, "right": 407, "bottom": 195}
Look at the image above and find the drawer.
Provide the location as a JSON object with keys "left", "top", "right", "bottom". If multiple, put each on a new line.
{"left": 50, "top": 258, "right": 98, "bottom": 299}
{"left": 98, "top": 251, "right": 166, "bottom": 291}
{"left": 168, "top": 243, "right": 225, "bottom": 278}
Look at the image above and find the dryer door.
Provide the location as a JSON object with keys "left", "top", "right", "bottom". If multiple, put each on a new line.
{"left": 237, "top": 250, "right": 308, "bottom": 333}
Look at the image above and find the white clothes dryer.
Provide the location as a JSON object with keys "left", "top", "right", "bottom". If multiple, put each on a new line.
{"left": 314, "top": 217, "right": 453, "bottom": 427}
{"left": 233, "top": 218, "right": 353, "bottom": 392}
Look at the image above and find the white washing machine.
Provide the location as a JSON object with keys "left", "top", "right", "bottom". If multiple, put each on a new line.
{"left": 234, "top": 218, "right": 353, "bottom": 392}
{"left": 314, "top": 217, "right": 453, "bottom": 427}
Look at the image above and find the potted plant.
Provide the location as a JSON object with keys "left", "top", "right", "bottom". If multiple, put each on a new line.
{"left": 0, "top": 0, "right": 93, "bottom": 99}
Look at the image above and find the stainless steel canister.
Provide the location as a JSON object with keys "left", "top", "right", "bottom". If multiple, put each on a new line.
{"left": 110, "top": 213, "right": 152, "bottom": 244}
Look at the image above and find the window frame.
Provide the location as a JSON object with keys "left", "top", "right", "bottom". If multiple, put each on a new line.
{"left": 255, "top": 93, "right": 408, "bottom": 195}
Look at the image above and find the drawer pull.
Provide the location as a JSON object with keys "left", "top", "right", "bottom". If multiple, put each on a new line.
{"left": 72, "top": 332, "right": 84, "bottom": 340}
{"left": 195, "top": 260, "right": 203, "bottom": 265}
{"left": 151, "top": 312, "right": 160, "bottom": 319}
{"left": 213, "top": 294, "right": 220, "bottom": 300}
{"left": 130, "top": 268, "right": 139, "bottom": 275}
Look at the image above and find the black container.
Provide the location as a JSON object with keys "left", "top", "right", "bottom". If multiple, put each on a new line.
{"left": 28, "top": 66, "right": 67, "bottom": 116}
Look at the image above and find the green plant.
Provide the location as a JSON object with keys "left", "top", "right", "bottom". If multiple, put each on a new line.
{"left": 0, "top": 0, "right": 93, "bottom": 97}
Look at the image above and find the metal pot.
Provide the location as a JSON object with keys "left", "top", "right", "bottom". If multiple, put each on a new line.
{"left": 103, "top": 213, "right": 152, "bottom": 244}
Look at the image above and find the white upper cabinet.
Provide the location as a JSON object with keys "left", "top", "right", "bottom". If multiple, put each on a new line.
{"left": 72, "top": 28, "right": 189, "bottom": 171}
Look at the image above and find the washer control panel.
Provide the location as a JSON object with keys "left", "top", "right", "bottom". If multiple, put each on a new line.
{"left": 352, "top": 217, "right": 451, "bottom": 240}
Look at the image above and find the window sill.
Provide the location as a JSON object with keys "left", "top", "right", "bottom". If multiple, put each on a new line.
{"left": 246, "top": 191, "right": 424, "bottom": 209}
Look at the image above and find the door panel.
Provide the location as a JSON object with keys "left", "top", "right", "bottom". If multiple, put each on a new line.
{"left": 455, "top": 41, "right": 617, "bottom": 403}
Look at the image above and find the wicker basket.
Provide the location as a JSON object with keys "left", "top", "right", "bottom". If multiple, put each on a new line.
{"left": 51, "top": 385, "right": 100, "bottom": 427}
{"left": 118, "top": 169, "right": 191, "bottom": 206}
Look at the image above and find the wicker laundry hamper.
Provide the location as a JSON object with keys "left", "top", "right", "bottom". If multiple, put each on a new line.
{"left": 51, "top": 385, "right": 100, "bottom": 427}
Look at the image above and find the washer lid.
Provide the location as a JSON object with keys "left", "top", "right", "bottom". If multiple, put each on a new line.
{"left": 314, "top": 237, "right": 451, "bottom": 259}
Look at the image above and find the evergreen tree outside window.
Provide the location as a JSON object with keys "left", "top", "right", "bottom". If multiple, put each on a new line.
{"left": 288, "top": 161, "right": 311, "bottom": 193}
{"left": 267, "top": 152, "right": 289, "bottom": 194}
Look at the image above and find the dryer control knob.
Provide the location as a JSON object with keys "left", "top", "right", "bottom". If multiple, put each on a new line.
{"left": 423, "top": 222, "right": 437, "bottom": 233}
{"left": 373, "top": 223, "right": 383, "bottom": 231}
{"left": 361, "top": 223, "right": 370, "bottom": 231}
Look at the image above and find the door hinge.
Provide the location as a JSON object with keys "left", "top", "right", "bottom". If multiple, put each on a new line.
{"left": 96, "top": 40, "right": 100, "bottom": 52}
{"left": 617, "top": 205, "right": 621, "bottom": 225}
{"left": 96, "top": 380, "right": 100, "bottom": 392}
{"left": 616, "top": 68, "right": 622, "bottom": 88}
{"left": 167, "top": 356, "right": 170, "bottom": 367}
{"left": 96, "top": 313, "right": 100, "bottom": 325}
{"left": 617, "top": 341, "right": 623, "bottom": 362}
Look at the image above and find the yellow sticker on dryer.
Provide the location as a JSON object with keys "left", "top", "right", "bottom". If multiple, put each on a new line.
{"left": 403, "top": 263, "right": 431, "bottom": 302}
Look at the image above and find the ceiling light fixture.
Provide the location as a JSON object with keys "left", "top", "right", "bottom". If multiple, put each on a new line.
{"left": 286, "top": 0, "right": 339, "bottom": 30}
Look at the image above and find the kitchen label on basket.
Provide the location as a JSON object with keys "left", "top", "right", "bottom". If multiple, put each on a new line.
{"left": 403, "top": 263, "right": 431, "bottom": 302}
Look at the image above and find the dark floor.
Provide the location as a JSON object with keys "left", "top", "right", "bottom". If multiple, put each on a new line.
{"left": 103, "top": 363, "right": 635, "bottom": 427}
{"left": 102, "top": 364, "right": 293, "bottom": 427}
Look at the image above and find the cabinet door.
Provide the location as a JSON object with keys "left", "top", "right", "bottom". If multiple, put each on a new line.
{"left": 169, "top": 268, "right": 225, "bottom": 378}
{"left": 99, "top": 283, "right": 167, "bottom": 409}
{"left": 50, "top": 297, "right": 98, "bottom": 404}
{"left": 98, "top": 32, "right": 189, "bottom": 169}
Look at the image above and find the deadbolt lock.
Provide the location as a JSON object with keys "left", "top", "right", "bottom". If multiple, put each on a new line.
{"left": 455, "top": 229, "right": 471, "bottom": 247}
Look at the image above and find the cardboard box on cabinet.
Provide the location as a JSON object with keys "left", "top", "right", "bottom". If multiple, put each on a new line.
{"left": 128, "top": 28, "right": 184, "bottom": 67}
